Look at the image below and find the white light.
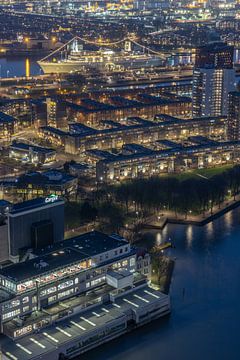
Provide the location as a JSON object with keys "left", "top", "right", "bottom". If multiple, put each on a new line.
{"left": 134, "top": 294, "right": 149, "bottom": 303}
{"left": 70, "top": 320, "right": 86, "bottom": 331}
{"left": 30, "top": 338, "right": 46, "bottom": 349}
{"left": 6, "top": 352, "right": 18, "bottom": 360}
{"left": 92, "top": 311, "right": 101, "bottom": 317}
{"left": 101, "top": 307, "right": 109, "bottom": 313}
{"left": 144, "top": 290, "right": 160, "bottom": 299}
{"left": 80, "top": 316, "right": 96, "bottom": 326}
{"left": 123, "top": 298, "right": 139, "bottom": 308}
{"left": 16, "top": 343, "right": 32, "bottom": 355}
{"left": 112, "top": 303, "right": 121, "bottom": 308}
{"left": 56, "top": 326, "right": 72, "bottom": 337}
{"left": 43, "top": 332, "right": 59, "bottom": 343}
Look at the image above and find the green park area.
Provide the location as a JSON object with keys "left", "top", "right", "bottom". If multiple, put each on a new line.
{"left": 64, "top": 164, "right": 240, "bottom": 236}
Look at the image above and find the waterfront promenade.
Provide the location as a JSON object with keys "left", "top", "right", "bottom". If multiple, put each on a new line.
{"left": 142, "top": 194, "right": 240, "bottom": 230}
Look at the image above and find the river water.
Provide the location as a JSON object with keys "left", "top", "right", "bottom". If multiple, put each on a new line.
{"left": 80, "top": 208, "right": 240, "bottom": 360}
{"left": 0, "top": 57, "right": 42, "bottom": 77}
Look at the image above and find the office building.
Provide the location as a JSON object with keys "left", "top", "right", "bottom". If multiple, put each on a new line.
{"left": 9, "top": 141, "right": 56, "bottom": 164}
{"left": 0, "top": 231, "right": 169, "bottom": 360}
{"left": 228, "top": 91, "right": 240, "bottom": 140}
{"left": 8, "top": 196, "right": 65, "bottom": 263}
{"left": 0, "top": 170, "right": 78, "bottom": 200}
{"left": 192, "top": 43, "right": 236, "bottom": 117}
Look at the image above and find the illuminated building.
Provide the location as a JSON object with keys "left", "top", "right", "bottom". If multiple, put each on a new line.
{"left": 46, "top": 97, "right": 67, "bottom": 128}
{"left": 65, "top": 94, "right": 191, "bottom": 127}
{"left": 192, "top": 43, "right": 236, "bottom": 117}
{"left": 0, "top": 112, "right": 16, "bottom": 140}
{"left": 7, "top": 196, "right": 65, "bottom": 263}
{"left": 0, "top": 170, "right": 78, "bottom": 201}
{"left": 227, "top": 91, "right": 240, "bottom": 140}
{"left": 0, "top": 229, "right": 169, "bottom": 360}
{"left": 39, "top": 115, "right": 227, "bottom": 155}
{"left": 9, "top": 141, "right": 56, "bottom": 164}
{"left": 96, "top": 139, "right": 240, "bottom": 183}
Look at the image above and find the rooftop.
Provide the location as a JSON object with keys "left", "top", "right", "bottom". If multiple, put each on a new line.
{"left": 10, "top": 141, "right": 56, "bottom": 154}
{"left": 9, "top": 196, "right": 64, "bottom": 216}
{"left": 1, "top": 286, "right": 168, "bottom": 360}
{"left": 0, "top": 232, "right": 128, "bottom": 283}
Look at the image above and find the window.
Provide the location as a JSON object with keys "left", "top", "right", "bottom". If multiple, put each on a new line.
{"left": 40, "top": 286, "right": 56, "bottom": 297}
{"left": 75, "top": 278, "right": 79, "bottom": 284}
{"left": 48, "top": 295, "right": 57, "bottom": 303}
{"left": 58, "top": 288, "right": 74, "bottom": 299}
{"left": 130, "top": 257, "right": 136, "bottom": 267}
{"left": 58, "top": 280, "right": 73, "bottom": 290}
{"left": 91, "top": 276, "right": 105, "bottom": 287}
{"left": 86, "top": 282, "right": 90, "bottom": 288}
{"left": 23, "top": 306, "right": 30, "bottom": 313}
{"left": 2, "top": 299, "right": 20, "bottom": 311}
{"left": 2, "top": 309, "right": 21, "bottom": 320}
{"left": 22, "top": 296, "right": 29, "bottom": 304}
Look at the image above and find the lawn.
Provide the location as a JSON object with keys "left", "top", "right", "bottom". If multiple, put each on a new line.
{"left": 166, "top": 164, "right": 234, "bottom": 181}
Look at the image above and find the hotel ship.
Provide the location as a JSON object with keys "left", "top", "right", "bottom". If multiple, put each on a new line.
{"left": 38, "top": 37, "right": 164, "bottom": 74}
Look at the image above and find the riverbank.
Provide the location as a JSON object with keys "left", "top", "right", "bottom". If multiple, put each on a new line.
{"left": 141, "top": 195, "right": 240, "bottom": 230}
{"left": 150, "top": 255, "right": 175, "bottom": 294}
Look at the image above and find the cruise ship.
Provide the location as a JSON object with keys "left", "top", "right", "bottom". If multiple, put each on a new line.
{"left": 38, "top": 38, "right": 164, "bottom": 74}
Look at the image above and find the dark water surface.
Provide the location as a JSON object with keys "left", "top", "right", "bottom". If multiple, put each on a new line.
{"left": 0, "top": 57, "right": 42, "bottom": 77}
{"left": 80, "top": 208, "right": 240, "bottom": 360}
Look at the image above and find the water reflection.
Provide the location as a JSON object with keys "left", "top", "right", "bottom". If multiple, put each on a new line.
{"left": 155, "top": 232, "right": 162, "bottom": 246}
{"left": 206, "top": 221, "right": 214, "bottom": 240}
{"left": 223, "top": 210, "right": 233, "bottom": 232}
{"left": 0, "top": 57, "right": 41, "bottom": 78}
{"left": 186, "top": 225, "right": 193, "bottom": 248}
{"left": 80, "top": 207, "right": 240, "bottom": 360}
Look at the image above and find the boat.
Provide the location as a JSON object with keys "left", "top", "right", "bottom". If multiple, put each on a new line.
{"left": 38, "top": 37, "right": 164, "bottom": 74}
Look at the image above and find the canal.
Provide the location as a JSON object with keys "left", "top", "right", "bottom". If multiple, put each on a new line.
{"left": 80, "top": 207, "right": 240, "bottom": 360}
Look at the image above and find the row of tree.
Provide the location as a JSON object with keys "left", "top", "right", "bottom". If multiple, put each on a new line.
{"left": 103, "top": 165, "right": 240, "bottom": 218}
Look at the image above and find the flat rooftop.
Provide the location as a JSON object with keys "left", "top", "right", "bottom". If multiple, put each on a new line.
{"left": 9, "top": 196, "right": 64, "bottom": 216}
{"left": 0, "top": 232, "right": 128, "bottom": 283}
{"left": 10, "top": 142, "right": 56, "bottom": 154}
{"left": 1, "top": 286, "right": 168, "bottom": 360}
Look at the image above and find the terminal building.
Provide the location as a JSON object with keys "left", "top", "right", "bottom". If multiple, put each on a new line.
{"left": 0, "top": 231, "right": 169, "bottom": 360}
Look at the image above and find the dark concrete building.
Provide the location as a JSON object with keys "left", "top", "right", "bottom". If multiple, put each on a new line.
{"left": 8, "top": 196, "right": 65, "bottom": 263}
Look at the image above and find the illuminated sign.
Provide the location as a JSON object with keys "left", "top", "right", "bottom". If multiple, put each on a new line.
{"left": 45, "top": 194, "right": 59, "bottom": 204}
